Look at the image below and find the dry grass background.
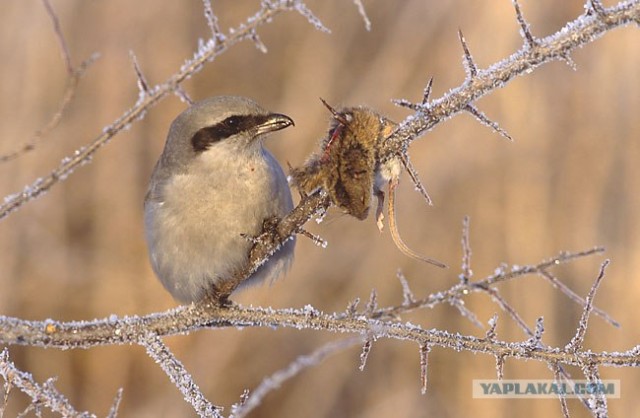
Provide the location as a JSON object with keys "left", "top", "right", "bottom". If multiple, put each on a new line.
{"left": 0, "top": 0, "right": 638, "bottom": 417}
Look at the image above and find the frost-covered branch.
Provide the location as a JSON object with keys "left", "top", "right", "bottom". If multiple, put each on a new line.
{"left": 139, "top": 332, "right": 222, "bottom": 417}
{"left": 0, "top": 349, "right": 95, "bottom": 417}
{"left": 0, "top": 249, "right": 637, "bottom": 369}
{"left": 0, "top": 298, "right": 637, "bottom": 369}
{"left": 0, "top": 248, "right": 635, "bottom": 416}
{"left": 230, "top": 336, "right": 363, "bottom": 418}
{"left": 0, "top": 0, "right": 329, "bottom": 220}
{"left": 0, "top": 0, "right": 99, "bottom": 164}
{"left": 205, "top": 0, "right": 639, "bottom": 300}
{"left": 381, "top": 0, "right": 639, "bottom": 161}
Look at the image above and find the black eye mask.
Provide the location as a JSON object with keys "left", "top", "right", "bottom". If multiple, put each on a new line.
{"left": 191, "top": 114, "right": 271, "bottom": 152}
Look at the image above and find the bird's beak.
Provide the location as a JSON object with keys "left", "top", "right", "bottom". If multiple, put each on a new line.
{"left": 255, "top": 113, "right": 295, "bottom": 136}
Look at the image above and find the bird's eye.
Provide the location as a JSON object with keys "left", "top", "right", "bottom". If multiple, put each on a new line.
{"left": 343, "top": 112, "right": 354, "bottom": 123}
{"left": 223, "top": 116, "right": 241, "bottom": 127}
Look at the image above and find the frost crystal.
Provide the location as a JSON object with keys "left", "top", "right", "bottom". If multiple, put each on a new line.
{"left": 293, "top": 2, "right": 331, "bottom": 33}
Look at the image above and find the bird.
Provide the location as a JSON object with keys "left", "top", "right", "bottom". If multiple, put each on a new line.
{"left": 144, "top": 96, "right": 295, "bottom": 303}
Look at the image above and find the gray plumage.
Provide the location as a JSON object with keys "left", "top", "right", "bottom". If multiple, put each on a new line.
{"left": 144, "top": 96, "right": 295, "bottom": 302}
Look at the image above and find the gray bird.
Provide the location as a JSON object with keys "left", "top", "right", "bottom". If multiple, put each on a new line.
{"left": 144, "top": 96, "right": 295, "bottom": 303}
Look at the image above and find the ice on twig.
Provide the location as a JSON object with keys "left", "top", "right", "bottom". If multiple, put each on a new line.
{"left": 458, "top": 29, "right": 478, "bottom": 79}
{"left": 465, "top": 105, "right": 514, "bottom": 142}
{"left": 512, "top": 0, "right": 537, "bottom": 47}
{"left": 419, "top": 343, "right": 431, "bottom": 394}
{"left": 352, "top": 0, "right": 372, "bottom": 31}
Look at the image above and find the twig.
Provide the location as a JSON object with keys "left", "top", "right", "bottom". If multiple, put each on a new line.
{"left": 0, "top": 349, "right": 94, "bottom": 418}
{"left": 460, "top": 216, "right": 472, "bottom": 281}
{"left": 567, "top": 260, "right": 610, "bottom": 353}
{"left": 373, "top": 247, "right": 606, "bottom": 319}
{"left": 352, "top": 0, "right": 372, "bottom": 31}
{"left": 230, "top": 336, "right": 362, "bottom": 418}
{"left": 201, "top": 0, "right": 637, "bottom": 300}
{"left": 553, "top": 365, "right": 571, "bottom": 418}
{"left": 41, "top": 0, "right": 73, "bottom": 74}
{"left": 139, "top": 332, "right": 222, "bottom": 417}
{"left": 397, "top": 269, "right": 416, "bottom": 306}
{"left": 1, "top": 301, "right": 638, "bottom": 368}
{"left": 0, "top": 1, "right": 100, "bottom": 164}
{"left": 537, "top": 268, "right": 619, "bottom": 327}
{"left": 512, "top": 0, "right": 537, "bottom": 48}
{"left": 0, "top": 0, "right": 329, "bottom": 221}
{"left": 106, "top": 388, "right": 123, "bottom": 418}
{"left": 419, "top": 343, "right": 431, "bottom": 395}
{"left": 380, "top": 1, "right": 640, "bottom": 163}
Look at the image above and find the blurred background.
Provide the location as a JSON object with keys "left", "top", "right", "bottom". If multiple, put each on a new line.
{"left": 0, "top": 0, "right": 638, "bottom": 416}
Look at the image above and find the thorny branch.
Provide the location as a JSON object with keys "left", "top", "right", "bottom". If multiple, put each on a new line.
{"left": 0, "top": 1, "right": 99, "bottom": 164}
{"left": 0, "top": 349, "right": 94, "bottom": 417}
{"left": 230, "top": 337, "right": 363, "bottom": 418}
{"left": 0, "top": 0, "right": 638, "bottom": 416}
{"left": 0, "top": 0, "right": 330, "bottom": 220}
{"left": 206, "top": 0, "right": 639, "bottom": 300}
{"left": 0, "top": 248, "right": 636, "bottom": 370}
{"left": 382, "top": 0, "right": 639, "bottom": 161}
{"left": 140, "top": 332, "right": 222, "bottom": 417}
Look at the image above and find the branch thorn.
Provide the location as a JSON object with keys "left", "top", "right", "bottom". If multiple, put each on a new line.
{"left": 458, "top": 29, "right": 478, "bottom": 79}
{"left": 512, "top": 0, "right": 537, "bottom": 48}
{"left": 465, "top": 105, "right": 514, "bottom": 142}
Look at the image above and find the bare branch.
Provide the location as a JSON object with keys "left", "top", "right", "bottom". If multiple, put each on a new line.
{"left": 380, "top": 1, "right": 640, "bottom": 162}
{"left": 365, "top": 289, "right": 378, "bottom": 314}
{"left": 482, "top": 286, "right": 534, "bottom": 338}
{"left": 359, "top": 337, "right": 373, "bottom": 371}
{"left": 230, "top": 337, "right": 362, "bottom": 418}
{"left": 583, "top": 364, "right": 608, "bottom": 417}
{"left": 588, "top": 0, "right": 608, "bottom": 18}
{"left": 106, "top": 388, "right": 124, "bottom": 418}
{"left": 0, "top": 349, "right": 94, "bottom": 417}
{"left": 458, "top": 29, "right": 478, "bottom": 79}
{"left": 0, "top": 0, "right": 101, "bottom": 165}
{"left": 1, "top": 377, "right": 11, "bottom": 417}
{"left": 397, "top": 269, "right": 416, "bottom": 306}
{"left": 292, "top": 2, "right": 331, "bottom": 33}
{"left": 352, "top": 0, "right": 372, "bottom": 31}
{"left": 559, "top": 53, "right": 578, "bottom": 71}
{"left": 298, "top": 228, "right": 328, "bottom": 248}
{"left": 464, "top": 104, "right": 514, "bottom": 142}
{"left": 398, "top": 152, "right": 434, "bottom": 206}
{"left": 41, "top": 0, "right": 73, "bottom": 74}
{"left": 553, "top": 365, "right": 571, "bottom": 418}
{"left": 526, "top": 316, "right": 545, "bottom": 349}
{"left": 174, "top": 85, "right": 194, "bottom": 106}
{"left": 249, "top": 29, "right": 268, "bottom": 53}
{"left": 421, "top": 76, "right": 434, "bottom": 105}
{"left": 460, "top": 215, "right": 472, "bottom": 282}
{"left": 419, "top": 344, "right": 431, "bottom": 394}
{"left": 372, "top": 247, "right": 605, "bottom": 320}
{"left": 202, "top": 0, "right": 225, "bottom": 44}
{"left": 0, "top": 0, "right": 329, "bottom": 221}
{"left": 512, "top": 0, "right": 537, "bottom": 47}
{"left": 495, "top": 355, "right": 506, "bottom": 380}
{"left": 567, "top": 260, "right": 610, "bottom": 353}
{"left": 449, "top": 298, "right": 484, "bottom": 328}
{"left": 1, "top": 300, "right": 638, "bottom": 368}
{"left": 139, "top": 332, "right": 222, "bottom": 417}
{"left": 537, "top": 268, "right": 619, "bottom": 327}
{"left": 344, "top": 297, "right": 360, "bottom": 317}
{"left": 392, "top": 77, "right": 434, "bottom": 111}
{"left": 485, "top": 314, "right": 498, "bottom": 342}
{"left": 129, "top": 50, "right": 150, "bottom": 98}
